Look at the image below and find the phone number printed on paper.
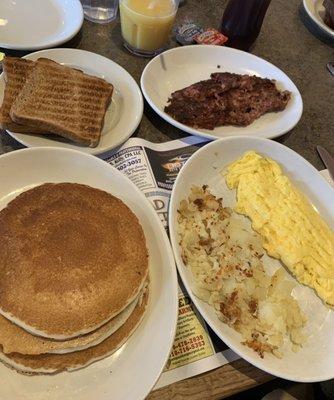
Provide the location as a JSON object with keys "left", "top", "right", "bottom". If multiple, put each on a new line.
{"left": 164, "top": 294, "right": 214, "bottom": 371}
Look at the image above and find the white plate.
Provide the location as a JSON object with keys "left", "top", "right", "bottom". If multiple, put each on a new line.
{"left": 0, "top": 147, "right": 178, "bottom": 400}
{"left": 0, "top": 0, "right": 83, "bottom": 50}
{"left": 169, "top": 136, "right": 334, "bottom": 382}
{"left": 141, "top": 45, "right": 303, "bottom": 140}
{"left": 303, "top": 0, "right": 334, "bottom": 39}
{"left": 0, "top": 48, "right": 143, "bottom": 156}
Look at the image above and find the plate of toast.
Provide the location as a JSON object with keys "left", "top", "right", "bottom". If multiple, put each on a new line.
{"left": 0, "top": 49, "right": 143, "bottom": 155}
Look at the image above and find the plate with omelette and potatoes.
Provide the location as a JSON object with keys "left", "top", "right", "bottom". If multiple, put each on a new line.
{"left": 169, "top": 136, "right": 334, "bottom": 382}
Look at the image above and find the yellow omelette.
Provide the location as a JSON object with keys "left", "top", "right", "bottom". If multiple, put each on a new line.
{"left": 225, "top": 151, "right": 334, "bottom": 307}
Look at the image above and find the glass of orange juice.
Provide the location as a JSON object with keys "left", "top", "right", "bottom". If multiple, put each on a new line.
{"left": 119, "top": 0, "right": 180, "bottom": 57}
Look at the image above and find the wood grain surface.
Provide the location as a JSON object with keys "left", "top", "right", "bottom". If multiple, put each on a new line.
{"left": 148, "top": 359, "right": 273, "bottom": 400}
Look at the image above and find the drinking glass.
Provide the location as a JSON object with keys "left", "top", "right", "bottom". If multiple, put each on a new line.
{"left": 119, "top": 0, "right": 180, "bottom": 57}
{"left": 81, "top": 0, "right": 119, "bottom": 24}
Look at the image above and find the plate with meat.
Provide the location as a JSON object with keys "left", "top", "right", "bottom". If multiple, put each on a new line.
{"left": 141, "top": 45, "right": 303, "bottom": 140}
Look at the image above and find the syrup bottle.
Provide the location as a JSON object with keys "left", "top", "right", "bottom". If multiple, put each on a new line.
{"left": 220, "top": 0, "right": 272, "bottom": 51}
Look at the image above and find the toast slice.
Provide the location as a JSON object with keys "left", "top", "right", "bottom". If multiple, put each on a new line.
{"left": 10, "top": 59, "right": 114, "bottom": 147}
{"left": 0, "top": 57, "right": 46, "bottom": 133}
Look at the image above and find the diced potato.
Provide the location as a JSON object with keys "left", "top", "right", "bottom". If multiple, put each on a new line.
{"left": 177, "top": 185, "right": 307, "bottom": 359}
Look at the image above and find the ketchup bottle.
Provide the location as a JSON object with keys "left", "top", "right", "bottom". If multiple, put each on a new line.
{"left": 220, "top": 0, "right": 272, "bottom": 51}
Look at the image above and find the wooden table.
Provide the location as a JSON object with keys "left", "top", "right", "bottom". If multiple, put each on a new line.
{"left": 1, "top": 0, "right": 333, "bottom": 398}
{"left": 148, "top": 360, "right": 273, "bottom": 400}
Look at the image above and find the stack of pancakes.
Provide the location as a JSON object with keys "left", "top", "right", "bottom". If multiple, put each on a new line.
{"left": 0, "top": 183, "right": 149, "bottom": 374}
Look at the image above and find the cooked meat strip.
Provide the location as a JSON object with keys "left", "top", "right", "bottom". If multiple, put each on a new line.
{"left": 211, "top": 72, "right": 269, "bottom": 91}
{"left": 164, "top": 72, "right": 291, "bottom": 129}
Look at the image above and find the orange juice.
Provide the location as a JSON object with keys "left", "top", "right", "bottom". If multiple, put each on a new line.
{"left": 120, "top": 0, "right": 177, "bottom": 53}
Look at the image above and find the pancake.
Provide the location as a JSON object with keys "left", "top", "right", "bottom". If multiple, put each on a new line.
{"left": 0, "top": 183, "right": 149, "bottom": 339}
{"left": 0, "top": 286, "right": 149, "bottom": 374}
{"left": 0, "top": 291, "right": 140, "bottom": 355}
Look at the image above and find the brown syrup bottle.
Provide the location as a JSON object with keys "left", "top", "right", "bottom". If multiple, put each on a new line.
{"left": 220, "top": 0, "right": 272, "bottom": 51}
